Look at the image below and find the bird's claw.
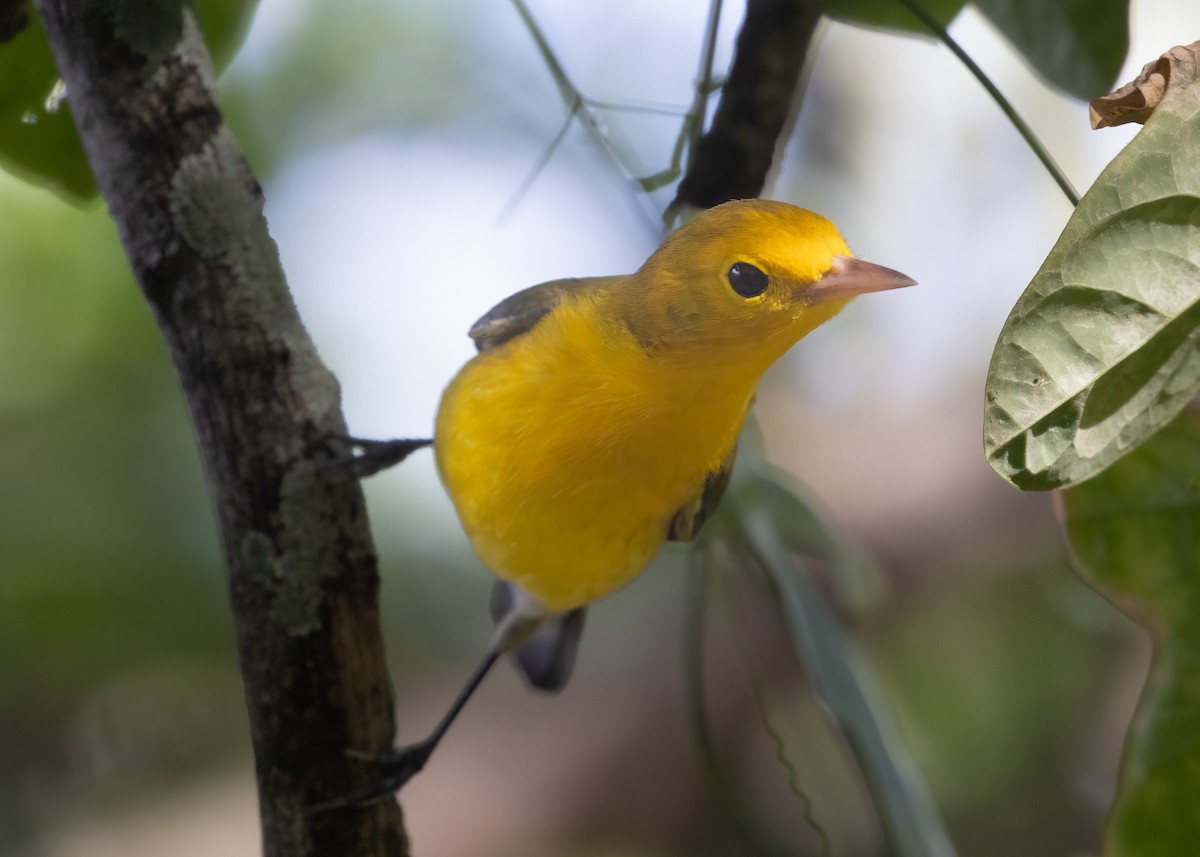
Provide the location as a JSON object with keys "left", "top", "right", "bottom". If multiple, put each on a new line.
{"left": 309, "top": 742, "right": 435, "bottom": 813}
{"left": 313, "top": 435, "right": 433, "bottom": 481}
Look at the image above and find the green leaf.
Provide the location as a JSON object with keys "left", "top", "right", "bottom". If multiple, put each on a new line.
{"left": 811, "top": 0, "right": 966, "bottom": 33}
{"left": 724, "top": 419, "right": 884, "bottom": 610}
{"left": 733, "top": 466, "right": 883, "bottom": 612}
{"left": 1061, "top": 405, "right": 1200, "bottom": 857}
{"left": 196, "top": 0, "right": 258, "bottom": 72}
{"left": 682, "top": 554, "right": 794, "bottom": 857}
{"left": 735, "top": 481, "right": 956, "bottom": 857}
{"left": 0, "top": 0, "right": 257, "bottom": 200}
{"left": 983, "top": 51, "right": 1200, "bottom": 490}
{"left": 0, "top": 11, "right": 95, "bottom": 198}
{"left": 974, "top": 0, "right": 1130, "bottom": 100}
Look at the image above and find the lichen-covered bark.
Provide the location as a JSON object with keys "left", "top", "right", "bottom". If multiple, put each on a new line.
{"left": 33, "top": 2, "right": 407, "bottom": 854}
{"left": 671, "top": 0, "right": 822, "bottom": 211}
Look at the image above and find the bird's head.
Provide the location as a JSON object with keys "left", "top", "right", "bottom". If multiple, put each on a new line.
{"left": 622, "top": 199, "right": 915, "bottom": 373}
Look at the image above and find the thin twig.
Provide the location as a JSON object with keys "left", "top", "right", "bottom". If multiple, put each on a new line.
{"left": 685, "top": 0, "right": 726, "bottom": 175}
{"left": 717, "top": 551, "right": 831, "bottom": 856}
{"left": 684, "top": 544, "right": 794, "bottom": 857}
{"left": 508, "top": 0, "right": 662, "bottom": 235}
{"left": 894, "top": 0, "right": 1080, "bottom": 207}
{"left": 498, "top": 98, "right": 581, "bottom": 222}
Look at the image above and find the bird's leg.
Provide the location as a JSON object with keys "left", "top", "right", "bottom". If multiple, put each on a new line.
{"left": 313, "top": 648, "right": 502, "bottom": 810}
{"left": 312, "top": 600, "right": 546, "bottom": 811}
{"left": 345, "top": 436, "right": 433, "bottom": 477}
{"left": 316, "top": 434, "right": 433, "bottom": 480}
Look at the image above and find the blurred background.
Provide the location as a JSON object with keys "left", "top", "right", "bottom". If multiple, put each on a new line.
{"left": 3, "top": 0, "right": 1199, "bottom": 854}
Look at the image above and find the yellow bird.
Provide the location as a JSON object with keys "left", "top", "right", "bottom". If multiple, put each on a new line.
{"left": 337, "top": 198, "right": 914, "bottom": 803}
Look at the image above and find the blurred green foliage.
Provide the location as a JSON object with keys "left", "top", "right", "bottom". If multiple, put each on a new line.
{"left": 0, "top": 1, "right": 1153, "bottom": 855}
{"left": 815, "top": 0, "right": 1129, "bottom": 100}
{"left": 974, "top": 0, "right": 1129, "bottom": 99}
{"left": 220, "top": 0, "right": 472, "bottom": 177}
{"left": 871, "top": 568, "right": 1130, "bottom": 857}
{"left": 1064, "top": 406, "right": 1200, "bottom": 857}
{"left": 813, "top": 0, "right": 967, "bottom": 33}
{"left": 0, "top": 174, "right": 238, "bottom": 838}
{"left": 0, "top": 11, "right": 94, "bottom": 198}
{"left": 0, "top": 0, "right": 258, "bottom": 200}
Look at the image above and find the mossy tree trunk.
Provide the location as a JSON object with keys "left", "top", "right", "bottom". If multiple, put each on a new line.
{"left": 32, "top": 2, "right": 407, "bottom": 854}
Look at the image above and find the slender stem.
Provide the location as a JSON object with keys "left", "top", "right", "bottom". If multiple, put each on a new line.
{"left": 683, "top": 545, "right": 791, "bottom": 857}
{"left": 587, "top": 97, "right": 689, "bottom": 116}
{"left": 509, "top": 0, "right": 575, "bottom": 105}
{"left": 895, "top": 0, "right": 1080, "bottom": 207}
{"left": 509, "top": 0, "right": 662, "bottom": 236}
{"left": 717, "top": 556, "right": 831, "bottom": 856}
{"left": 311, "top": 648, "right": 503, "bottom": 811}
{"left": 686, "top": 0, "right": 725, "bottom": 174}
{"left": 738, "top": 509, "right": 958, "bottom": 857}
{"left": 498, "top": 98, "right": 580, "bottom": 222}
{"left": 423, "top": 649, "right": 501, "bottom": 749}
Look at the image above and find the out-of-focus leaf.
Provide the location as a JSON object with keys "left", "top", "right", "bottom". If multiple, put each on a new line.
{"left": 737, "top": 492, "right": 957, "bottom": 857}
{"left": 221, "top": 0, "right": 469, "bottom": 176}
{"left": 1061, "top": 405, "right": 1200, "bottom": 857}
{"left": 196, "top": 0, "right": 258, "bottom": 71}
{"left": 732, "top": 464, "right": 883, "bottom": 612}
{"left": 810, "top": 0, "right": 966, "bottom": 34}
{"left": 983, "top": 45, "right": 1200, "bottom": 490}
{"left": 0, "top": 0, "right": 257, "bottom": 199}
{"left": 0, "top": 12, "right": 95, "bottom": 198}
{"left": 724, "top": 419, "right": 884, "bottom": 611}
{"left": 974, "top": 0, "right": 1129, "bottom": 100}
{"left": 682, "top": 553, "right": 794, "bottom": 857}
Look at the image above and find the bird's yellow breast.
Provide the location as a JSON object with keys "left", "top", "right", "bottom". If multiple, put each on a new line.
{"left": 430, "top": 199, "right": 913, "bottom": 614}
{"left": 434, "top": 292, "right": 756, "bottom": 612}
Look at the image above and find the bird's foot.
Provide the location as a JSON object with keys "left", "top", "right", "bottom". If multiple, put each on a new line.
{"left": 309, "top": 741, "right": 436, "bottom": 813}
{"left": 316, "top": 434, "right": 433, "bottom": 480}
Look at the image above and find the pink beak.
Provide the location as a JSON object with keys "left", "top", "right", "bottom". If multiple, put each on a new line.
{"left": 807, "top": 255, "right": 917, "bottom": 302}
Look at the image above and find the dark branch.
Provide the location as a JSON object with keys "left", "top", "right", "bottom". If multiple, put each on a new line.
{"left": 0, "top": 0, "right": 28, "bottom": 42}
{"left": 32, "top": 3, "right": 407, "bottom": 854}
{"left": 671, "top": 0, "right": 822, "bottom": 211}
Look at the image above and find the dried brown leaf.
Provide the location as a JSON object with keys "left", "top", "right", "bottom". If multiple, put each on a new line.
{"left": 1090, "top": 41, "right": 1200, "bottom": 129}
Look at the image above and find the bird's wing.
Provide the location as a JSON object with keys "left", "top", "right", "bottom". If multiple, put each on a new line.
{"left": 468, "top": 276, "right": 623, "bottom": 353}
{"left": 667, "top": 444, "right": 737, "bottom": 541}
{"left": 490, "top": 580, "right": 586, "bottom": 692}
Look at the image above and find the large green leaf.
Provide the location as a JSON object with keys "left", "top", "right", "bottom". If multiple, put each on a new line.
{"left": 0, "top": 0, "right": 257, "bottom": 200}
{"left": 811, "top": 0, "right": 966, "bottom": 35}
{"left": 1061, "top": 405, "right": 1200, "bottom": 857}
{"left": 974, "top": 0, "right": 1129, "bottom": 100}
{"left": 983, "top": 48, "right": 1200, "bottom": 490}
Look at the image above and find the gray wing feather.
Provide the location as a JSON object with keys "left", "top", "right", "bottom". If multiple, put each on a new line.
{"left": 490, "top": 581, "right": 586, "bottom": 692}
{"left": 667, "top": 445, "right": 737, "bottom": 541}
{"left": 469, "top": 276, "right": 623, "bottom": 353}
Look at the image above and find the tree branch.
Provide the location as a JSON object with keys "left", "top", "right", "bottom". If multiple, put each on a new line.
{"left": 32, "top": 2, "right": 407, "bottom": 854}
{"left": 670, "top": 0, "right": 822, "bottom": 212}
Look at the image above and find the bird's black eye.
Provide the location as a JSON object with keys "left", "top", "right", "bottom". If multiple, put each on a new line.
{"left": 727, "top": 262, "right": 769, "bottom": 298}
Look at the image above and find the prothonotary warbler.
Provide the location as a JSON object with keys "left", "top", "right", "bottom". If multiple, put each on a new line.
{"left": 331, "top": 198, "right": 914, "bottom": 805}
